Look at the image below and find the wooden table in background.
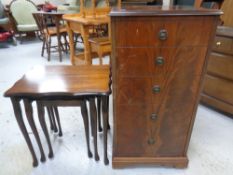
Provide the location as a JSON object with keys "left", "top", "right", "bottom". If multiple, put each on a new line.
{"left": 63, "top": 14, "right": 109, "bottom": 65}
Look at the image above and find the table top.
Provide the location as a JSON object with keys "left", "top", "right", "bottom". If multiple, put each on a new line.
{"left": 110, "top": 5, "right": 223, "bottom": 17}
{"left": 63, "top": 14, "right": 109, "bottom": 25}
{"left": 4, "top": 65, "right": 111, "bottom": 98}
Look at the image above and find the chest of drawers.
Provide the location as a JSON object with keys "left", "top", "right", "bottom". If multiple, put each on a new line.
{"left": 110, "top": 6, "right": 222, "bottom": 168}
{"left": 201, "top": 26, "right": 233, "bottom": 115}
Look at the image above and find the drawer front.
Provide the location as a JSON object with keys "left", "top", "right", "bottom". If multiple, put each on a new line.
{"left": 207, "top": 53, "right": 233, "bottom": 81}
{"left": 203, "top": 75, "right": 233, "bottom": 105}
{"left": 153, "top": 47, "right": 207, "bottom": 77}
{"left": 116, "top": 48, "right": 154, "bottom": 77}
{"left": 113, "top": 16, "right": 214, "bottom": 47}
{"left": 153, "top": 74, "right": 202, "bottom": 156}
{"left": 116, "top": 48, "right": 175, "bottom": 77}
{"left": 114, "top": 75, "right": 203, "bottom": 157}
{"left": 116, "top": 47, "right": 207, "bottom": 78}
{"left": 114, "top": 17, "right": 177, "bottom": 47}
{"left": 115, "top": 77, "right": 153, "bottom": 105}
{"left": 114, "top": 105, "right": 155, "bottom": 157}
{"left": 213, "top": 36, "right": 233, "bottom": 55}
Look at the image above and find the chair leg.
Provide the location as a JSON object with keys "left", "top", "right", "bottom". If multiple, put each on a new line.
{"left": 97, "top": 51, "right": 103, "bottom": 65}
{"left": 57, "top": 34, "right": 62, "bottom": 62}
{"left": 19, "top": 33, "right": 23, "bottom": 44}
{"left": 48, "top": 38, "right": 51, "bottom": 61}
{"left": 89, "top": 98, "right": 99, "bottom": 161}
{"left": 63, "top": 34, "right": 69, "bottom": 54}
{"left": 41, "top": 39, "right": 45, "bottom": 57}
{"left": 23, "top": 99, "right": 46, "bottom": 162}
{"left": 37, "top": 101, "right": 54, "bottom": 158}
{"left": 80, "top": 100, "right": 93, "bottom": 158}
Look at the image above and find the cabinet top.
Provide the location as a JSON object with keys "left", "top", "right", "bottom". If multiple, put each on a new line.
{"left": 110, "top": 6, "right": 223, "bottom": 17}
{"left": 216, "top": 26, "right": 233, "bottom": 38}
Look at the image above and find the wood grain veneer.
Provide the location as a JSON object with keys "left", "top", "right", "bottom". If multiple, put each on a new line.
{"left": 110, "top": 6, "right": 222, "bottom": 168}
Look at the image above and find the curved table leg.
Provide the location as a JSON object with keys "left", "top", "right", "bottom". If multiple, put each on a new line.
{"left": 46, "top": 106, "right": 54, "bottom": 131}
{"left": 23, "top": 99, "right": 46, "bottom": 162}
{"left": 80, "top": 100, "right": 92, "bottom": 158}
{"left": 53, "top": 106, "right": 63, "bottom": 137}
{"left": 11, "top": 98, "right": 38, "bottom": 167}
{"left": 48, "top": 106, "right": 58, "bottom": 133}
{"left": 102, "top": 96, "right": 109, "bottom": 165}
{"left": 89, "top": 98, "right": 99, "bottom": 161}
{"left": 97, "top": 97, "right": 103, "bottom": 132}
{"left": 37, "top": 101, "right": 54, "bottom": 158}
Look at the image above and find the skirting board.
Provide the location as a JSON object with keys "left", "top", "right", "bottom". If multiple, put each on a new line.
{"left": 112, "top": 156, "right": 189, "bottom": 169}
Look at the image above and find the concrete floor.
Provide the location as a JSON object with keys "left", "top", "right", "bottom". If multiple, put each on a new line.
{"left": 0, "top": 39, "right": 233, "bottom": 175}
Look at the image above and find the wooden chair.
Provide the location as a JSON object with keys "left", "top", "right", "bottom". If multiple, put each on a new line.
{"left": 33, "top": 12, "right": 69, "bottom": 62}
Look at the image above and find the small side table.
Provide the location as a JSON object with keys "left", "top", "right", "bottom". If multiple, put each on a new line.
{"left": 4, "top": 65, "right": 111, "bottom": 166}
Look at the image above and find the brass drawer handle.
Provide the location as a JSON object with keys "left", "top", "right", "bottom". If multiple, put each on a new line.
{"left": 158, "top": 29, "right": 168, "bottom": 40}
{"left": 151, "top": 113, "right": 157, "bottom": 120}
{"left": 148, "top": 138, "right": 155, "bottom": 145}
{"left": 216, "top": 41, "right": 221, "bottom": 46}
{"left": 153, "top": 85, "right": 161, "bottom": 93}
{"left": 156, "top": 56, "right": 164, "bottom": 65}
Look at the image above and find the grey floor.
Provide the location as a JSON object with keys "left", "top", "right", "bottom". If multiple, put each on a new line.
{"left": 0, "top": 38, "right": 233, "bottom": 175}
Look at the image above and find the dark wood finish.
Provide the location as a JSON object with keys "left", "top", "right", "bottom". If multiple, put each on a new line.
{"left": 37, "top": 101, "right": 54, "bottom": 158}
{"left": 201, "top": 26, "right": 233, "bottom": 115}
{"left": 111, "top": 6, "right": 221, "bottom": 168}
{"left": 23, "top": 99, "right": 46, "bottom": 162}
{"left": 10, "top": 97, "right": 38, "bottom": 167}
{"left": 4, "top": 65, "right": 111, "bottom": 166}
{"left": 110, "top": 5, "right": 222, "bottom": 16}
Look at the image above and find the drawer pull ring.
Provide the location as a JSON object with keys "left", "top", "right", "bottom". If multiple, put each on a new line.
{"left": 153, "top": 86, "right": 161, "bottom": 93}
{"left": 156, "top": 57, "right": 164, "bottom": 65}
{"left": 151, "top": 113, "right": 157, "bottom": 120}
{"left": 158, "top": 29, "right": 168, "bottom": 40}
{"left": 148, "top": 138, "right": 155, "bottom": 145}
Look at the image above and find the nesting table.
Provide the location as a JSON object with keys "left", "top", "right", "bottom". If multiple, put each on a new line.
{"left": 4, "top": 65, "right": 111, "bottom": 166}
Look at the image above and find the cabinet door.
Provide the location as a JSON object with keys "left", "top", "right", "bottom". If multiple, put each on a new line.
{"left": 114, "top": 104, "right": 153, "bottom": 157}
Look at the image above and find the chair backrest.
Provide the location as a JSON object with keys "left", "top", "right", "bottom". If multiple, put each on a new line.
{"left": 0, "top": 0, "right": 5, "bottom": 18}
{"left": 9, "top": 0, "right": 37, "bottom": 25}
{"left": 33, "top": 12, "right": 64, "bottom": 38}
{"left": 32, "top": 12, "right": 45, "bottom": 38}
{"left": 67, "top": 0, "right": 80, "bottom": 6}
{"left": 80, "top": 0, "right": 111, "bottom": 17}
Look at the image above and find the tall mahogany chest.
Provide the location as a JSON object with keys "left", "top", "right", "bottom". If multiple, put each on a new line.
{"left": 110, "top": 6, "right": 222, "bottom": 168}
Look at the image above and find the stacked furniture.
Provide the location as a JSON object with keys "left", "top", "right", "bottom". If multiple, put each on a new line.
{"left": 4, "top": 65, "right": 111, "bottom": 166}
{"left": 110, "top": 6, "right": 222, "bottom": 168}
{"left": 201, "top": 26, "right": 233, "bottom": 115}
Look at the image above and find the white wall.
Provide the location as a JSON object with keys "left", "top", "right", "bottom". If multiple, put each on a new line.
{"left": 2, "top": 0, "right": 171, "bottom": 5}
{"left": 1, "top": 0, "right": 66, "bottom": 5}
{"left": 163, "top": 0, "right": 170, "bottom": 6}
